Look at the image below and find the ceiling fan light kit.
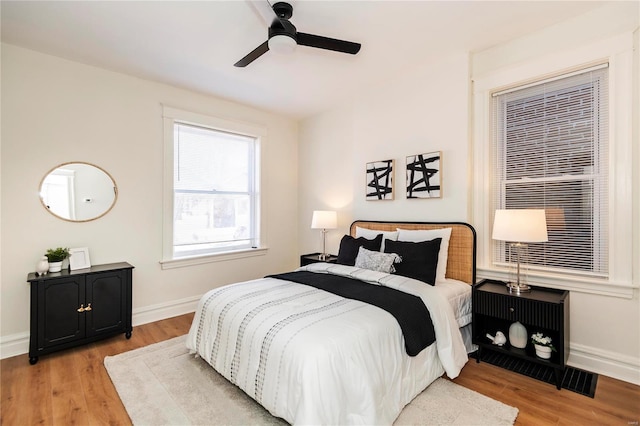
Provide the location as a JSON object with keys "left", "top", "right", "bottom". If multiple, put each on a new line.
{"left": 268, "top": 33, "right": 296, "bottom": 54}
{"left": 234, "top": 1, "right": 361, "bottom": 67}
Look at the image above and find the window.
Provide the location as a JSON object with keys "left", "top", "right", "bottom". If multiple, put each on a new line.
{"left": 162, "top": 107, "right": 263, "bottom": 264}
{"left": 491, "top": 65, "right": 609, "bottom": 277}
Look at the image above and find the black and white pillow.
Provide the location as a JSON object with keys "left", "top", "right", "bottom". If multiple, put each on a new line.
{"left": 354, "top": 246, "right": 402, "bottom": 273}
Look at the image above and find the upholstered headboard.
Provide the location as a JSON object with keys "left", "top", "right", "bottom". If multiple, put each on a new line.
{"left": 349, "top": 221, "right": 476, "bottom": 285}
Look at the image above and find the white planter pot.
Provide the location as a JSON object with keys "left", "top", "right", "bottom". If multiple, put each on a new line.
{"left": 48, "top": 261, "right": 63, "bottom": 273}
{"left": 534, "top": 344, "right": 552, "bottom": 359}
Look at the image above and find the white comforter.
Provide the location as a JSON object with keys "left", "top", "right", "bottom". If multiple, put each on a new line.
{"left": 186, "top": 263, "right": 468, "bottom": 425}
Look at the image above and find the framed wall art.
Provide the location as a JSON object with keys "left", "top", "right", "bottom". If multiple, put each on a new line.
{"left": 406, "top": 151, "right": 442, "bottom": 199}
{"left": 366, "top": 159, "right": 394, "bottom": 200}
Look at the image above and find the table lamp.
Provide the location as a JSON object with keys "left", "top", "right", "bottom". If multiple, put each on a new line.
{"left": 311, "top": 210, "right": 337, "bottom": 261}
{"left": 492, "top": 209, "right": 548, "bottom": 294}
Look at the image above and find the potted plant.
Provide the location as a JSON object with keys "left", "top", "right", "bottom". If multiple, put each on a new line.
{"left": 45, "top": 247, "right": 70, "bottom": 273}
{"left": 531, "top": 332, "right": 556, "bottom": 359}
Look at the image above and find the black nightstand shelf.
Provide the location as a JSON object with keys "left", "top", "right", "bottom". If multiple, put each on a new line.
{"left": 300, "top": 253, "right": 338, "bottom": 267}
{"left": 472, "top": 279, "right": 570, "bottom": 389}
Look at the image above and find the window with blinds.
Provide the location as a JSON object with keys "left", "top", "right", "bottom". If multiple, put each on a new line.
{"left": 173, "top": 123, "right": 258, "bottom": 258}
{"left": 491, "top": 65, "right": 609, "bottom": 277}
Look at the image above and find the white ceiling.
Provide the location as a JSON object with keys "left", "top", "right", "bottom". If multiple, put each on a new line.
{"left": 1, "top": 1, "right": 608, "bottom": 120}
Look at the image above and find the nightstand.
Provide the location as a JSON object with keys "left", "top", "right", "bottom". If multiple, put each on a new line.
{"left": 472, "top": 279, "right": 570, "bottom": 389}
{"left": 300, "top": 253, "right": 338, "bottom": 267}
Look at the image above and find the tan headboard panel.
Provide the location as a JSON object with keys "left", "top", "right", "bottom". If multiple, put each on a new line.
{"left": 350, "top": 221, "right": 476, "bottom": 285}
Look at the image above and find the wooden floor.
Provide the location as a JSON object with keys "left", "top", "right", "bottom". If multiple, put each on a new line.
{"left": 2, "top": 312, "right": 639, "bottom": 425}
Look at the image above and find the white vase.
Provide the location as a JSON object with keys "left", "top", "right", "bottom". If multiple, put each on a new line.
{"left": 36, "top": 257, "right": 49, "bottom": 276}
{"left": 534, "top": 344, "right": 552, "bottom": 359}
{"left": 48, "top": 261, "right": 63, "bottom": 273}
{"left": 509, "top": 321, "right": 527, "bottom": 349}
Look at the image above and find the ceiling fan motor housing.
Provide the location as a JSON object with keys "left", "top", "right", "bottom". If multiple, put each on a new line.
{"left": 272, "top": 2, "right": 293, "bottom": 19}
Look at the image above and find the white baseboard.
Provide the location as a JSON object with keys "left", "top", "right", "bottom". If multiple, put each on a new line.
{"left": 131, "top": 294, "right": 200, "bottom": 327}
{"left": 568, "top": 342, "right": 640, "bottom": 386}
{"left": 0, "top": 294, "right": 201, "bottom": 361}
{"left": 3, "top": 301, "right": 639, "bottom": 387}
{"left": 0, "top": 331, "right": 30, "bottom": 360}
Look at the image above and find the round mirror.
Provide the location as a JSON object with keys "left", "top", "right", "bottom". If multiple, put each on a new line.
{"left": 39, "top": 162, "right": 118, "bottom": 222}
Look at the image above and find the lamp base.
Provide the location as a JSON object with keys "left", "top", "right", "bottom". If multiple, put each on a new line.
{"left": 506, "top": 282, "right": 531, "bottom": 294}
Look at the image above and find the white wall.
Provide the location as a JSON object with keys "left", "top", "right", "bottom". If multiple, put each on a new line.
{"left": 298, "top": 103, "right": 358, "bottom": 253}
{"left": 0, "top": 44, "right": 299, "bottom": 356}
{"left": 298, "top": 3, "right": 639, "bottom": 384}
{"left": 299, "top": 53, "right": 471, "bottom": 255}
{"left": 471, "top": 3, "right": 639, "bottom": 385}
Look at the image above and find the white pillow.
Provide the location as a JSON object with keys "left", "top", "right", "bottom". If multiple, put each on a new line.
{"left": 355, "top": 226, "right": 398, "bottom": 252}
{"left": 396, "top": 228, "right": 452, "bottom": 282}
{"left": 354, "top": 246, "right": 402, "bottom": 273}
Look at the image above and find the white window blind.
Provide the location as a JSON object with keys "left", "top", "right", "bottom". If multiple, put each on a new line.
{"left": 173, "top": 123, "right": 257, "bottom": 258}
{"left": 491, "top": 65, "right": 609, "bottom": 277}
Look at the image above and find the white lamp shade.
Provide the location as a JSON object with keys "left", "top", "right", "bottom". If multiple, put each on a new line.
{"left": 492, "top": 209, "right": 548, "bottom": 243}
{"left": 311, "top": 210, "right": 337, "bottom": 229}
{"left": 268, "top": 34, "right": 296, "bottom": 54}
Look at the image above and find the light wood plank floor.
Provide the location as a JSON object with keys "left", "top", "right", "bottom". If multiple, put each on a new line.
{"left": 2, "top": 313, "right": 639, "bottom": 425}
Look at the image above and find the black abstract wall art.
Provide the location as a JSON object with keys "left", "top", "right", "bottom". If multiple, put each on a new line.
{"left": 406, "top": 151, "right": 442, "bottom": 199}
{"left": 366, "top": 159, "right": 394, "bottom": 200}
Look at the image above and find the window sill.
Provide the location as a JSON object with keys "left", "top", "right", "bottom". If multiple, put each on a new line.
{"left": 477, "top": 267, "right": 637, "bottom": 299}
{"left": 160, "top": 247, "right": 269, "bottom": 270}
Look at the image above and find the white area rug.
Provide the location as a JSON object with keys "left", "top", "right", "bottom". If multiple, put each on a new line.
{"left": 105, "top": 335, "right": 518, "bottom": 425}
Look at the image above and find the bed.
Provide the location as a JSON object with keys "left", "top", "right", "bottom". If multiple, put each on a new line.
{"left": 186, "top": 220, "right": 476, "bottom": 425}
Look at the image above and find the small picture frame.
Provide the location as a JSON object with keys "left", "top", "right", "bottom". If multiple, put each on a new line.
{"left": 366, "top": 159, "right": 394, "bottom": 200}
{"left": 406, "top": 151, "right": 442, "bottom": 199}
{"left": 69, "top": 247, "right": 91, "bottom": 270}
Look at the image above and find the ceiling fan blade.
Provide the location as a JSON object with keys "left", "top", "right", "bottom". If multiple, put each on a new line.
{"left": 234, "top": 41, "right": 269, "bottom": 67}
{"left": 297, "top": 32, "right": 361, "bottom": 55}
{"left": 247, "top": 0, "right": 280, "bottom": 27}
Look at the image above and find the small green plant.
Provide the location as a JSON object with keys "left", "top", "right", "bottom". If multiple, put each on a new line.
{"left": 45, "top": 247, "right": 70, "bottom": 263}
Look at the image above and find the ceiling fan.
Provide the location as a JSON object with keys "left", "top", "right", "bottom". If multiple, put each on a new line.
{"left": 234, "top": 1, "right": 361, "bottom": 67}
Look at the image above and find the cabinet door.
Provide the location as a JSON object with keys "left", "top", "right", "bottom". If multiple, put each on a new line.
{"left": 85, "top": 271, "right": 126, "bottom": 336}
{"left": 37, "top": 277, "right": 85, "bottom": 349}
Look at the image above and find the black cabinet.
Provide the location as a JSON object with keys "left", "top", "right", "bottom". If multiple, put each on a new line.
{"left": 27, "top": 262, "right": 134, "bottom": 364}
{"left": 472, "top": 279, "right": 569, "bottom": 389}
{"left": 300, "top": 253, "right": 338, "bottom": 267}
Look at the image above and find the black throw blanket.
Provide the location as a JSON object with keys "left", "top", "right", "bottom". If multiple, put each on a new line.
{"left": 266, "top": 271, "right": 436, "bottom": 356}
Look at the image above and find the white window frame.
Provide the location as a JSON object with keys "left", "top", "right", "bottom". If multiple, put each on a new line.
{"left": 160, "top": 106, "right": 267, "bottom": 269}
{"left": 472, "top": 34, "right": 635, "bottom": 298}
{"left": 492, "top": 64, "right": 609, "bottom": 277}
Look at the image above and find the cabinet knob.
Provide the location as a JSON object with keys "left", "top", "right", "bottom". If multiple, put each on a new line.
{"left": 77, "top": 303, "right": 92, "bottom": 313}
{"left": 509, "top": 307, "right": 515, "bottom": 313}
